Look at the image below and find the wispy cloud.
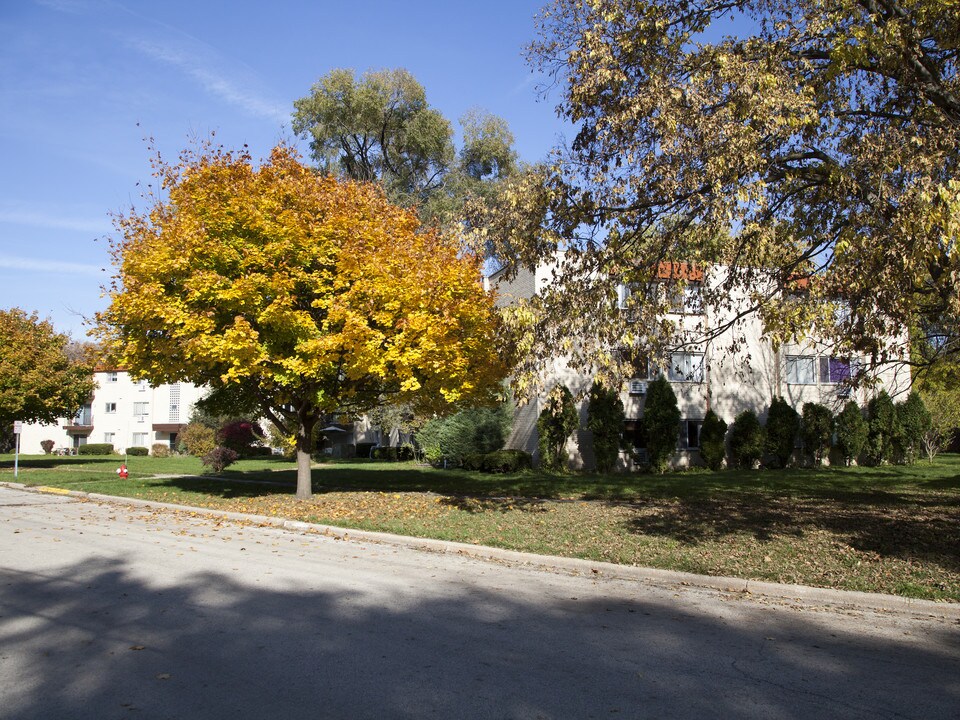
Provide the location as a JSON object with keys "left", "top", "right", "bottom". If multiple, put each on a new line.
{"left": 128, "top": 38, "right": 288, "bottom": 123}
{"left": 0, "top": 208, "right": 111, "bottom": 234}
{"left": 0, "top": 255, "right": 104, "bottom": 277}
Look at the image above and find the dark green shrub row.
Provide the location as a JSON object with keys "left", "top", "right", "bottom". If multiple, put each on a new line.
{"left": 126, "top": 446, "right": 149, "bottom": 456}
{"left": 462, "top": 449, "right": 532, "bottom": 473}
{"left": 78, "top": 443, "right": 114, "bottom": 455}
{"left": 371, "top": 445, "right": 415, "bottom": 461}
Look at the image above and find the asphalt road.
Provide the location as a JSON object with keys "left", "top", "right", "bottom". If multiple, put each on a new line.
{"left": 1, "top": 485, "right": 958, "bottom": 720}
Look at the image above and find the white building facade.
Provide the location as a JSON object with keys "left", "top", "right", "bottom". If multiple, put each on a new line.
{"left": 19, "top": 370, "right": 206, "bottom": 454}
{"left": 490, "top": 261, "right": 911, "bottom": 469}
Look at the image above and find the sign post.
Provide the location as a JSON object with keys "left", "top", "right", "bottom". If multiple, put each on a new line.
{"left": 13, "top": 421, "right": 22, "bottom": 479}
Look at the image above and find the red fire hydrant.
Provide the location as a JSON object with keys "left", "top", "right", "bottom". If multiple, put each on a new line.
{"left": 117, "top": 463, "right": 128, "bottom": 479}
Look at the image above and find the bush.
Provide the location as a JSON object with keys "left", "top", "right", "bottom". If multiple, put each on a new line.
{"left": 217, "top": 419, "right": 264, "bottom": 456}
{"left": 866, "top": 391, "right": 898, "bottom": 465}
{"left": 764, "top": 396, "right": 800, "bottom": 468}
{"left": 835, "top": 400, "right": 868, "bottom": 465}
{"left": 895, "top": 391, "right": 931, "bottom": 464}
{"left": 201, "top": 446, "right": 239, "bottom": 473}
{"left": 151, "top": 443, "right": 171, "bottom": 457}
{"left": 417, "top": 400, "right": 513, "bottom": 467}
{"left": 801, "top": 402, "right": 834, "bottom": 467}
{"left": 245, "top": 445, "right": 274, "bottom": 457}
{"left": 643, "top": 376, "right": 681, "bottom": 472}
{"left": 371, "top": 445, "right": 415, "bottom": 462}
{"left": 537, "top": 384, "right": 579, "bottom": 471}
{"left": 78, "top": 443, "right": 114, "bottom": 455}
{"left": 729, "top": 410, "right": 765, "bottom": 468}
{"left": 585, "top": 381, "right": 626, "bottom": 472}
{"left": 355, "top": 442, "right": 377, "bottom": 459}
{"left": 181, "top": 422, "right": 216, "bottom": 457}
{"left": 698, "top": 410, "right": 728, "bottom": 470}
{"left": 126, "top": 446, "right": 149, "bottom": 456}
{"left": 481, "top": 449, "right": 532, "bottom": 473}
{"left": 40, "top": 439, "right": 55, "bottom": 455}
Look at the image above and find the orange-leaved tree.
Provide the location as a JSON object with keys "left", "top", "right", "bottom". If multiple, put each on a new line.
{"left": 95, "top": 143, "right": 507, "bottom": 498}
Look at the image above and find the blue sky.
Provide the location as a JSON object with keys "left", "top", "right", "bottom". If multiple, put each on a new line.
{"left": 0, "top": 0, "right": 566, "bottom": 337}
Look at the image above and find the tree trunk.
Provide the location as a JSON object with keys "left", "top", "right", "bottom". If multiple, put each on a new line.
{"left": 295, "top": 413, "right": 317, "bottom": 499}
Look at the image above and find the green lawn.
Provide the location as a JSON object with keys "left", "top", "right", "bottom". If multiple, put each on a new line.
{"left": 3, "top": 452, "right": 958, "bottom": 602}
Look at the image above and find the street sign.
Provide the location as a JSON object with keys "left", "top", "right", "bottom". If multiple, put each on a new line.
{"left": 13, "top": 421, "right": 22, "bottom": 434}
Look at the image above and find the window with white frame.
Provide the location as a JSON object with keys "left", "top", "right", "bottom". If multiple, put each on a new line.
{"left": 132, "top": 432, "right": 148, "bottom": 447}
{"left": 133, "top": 402, "right": 149, "bottom": 418}
{"left": 106, "top": 371, "right": 118, "bottom": 383}
{"left": 668, "top": 352, "right": 704, "bottom": 382}
{"left": 103, "top": 432, "right": 115, "bottom": 444}
{"left": 137, "top": 379, "right": 148, "bottom": 392}
{"left": 666, "top": 282, "right": 704, "bottom": 315}
{"left": 104, "top": 402, "right": 117, "bottom": 414}
{"left": 785, "top": 355, "right": 816, "bottom": 385}
{"left": 819, "top": 356, "right": 854, "bottom": 384}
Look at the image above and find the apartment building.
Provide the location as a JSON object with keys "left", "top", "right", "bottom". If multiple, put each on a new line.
{"left": 19, "top": 370, "right": 206, "bottom": 455}
{"left": 489, "top": 260, "right": 910, "bottom": 469}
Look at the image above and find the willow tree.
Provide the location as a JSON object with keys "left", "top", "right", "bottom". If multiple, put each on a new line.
{"left": 96, "top": 143, "right": 507, "bottom": 498}
{"left": 292, "top": 68, "right": 517, "bottom": 226}
{"left": 473, "top": 0, "right": 960, "bottom": 392}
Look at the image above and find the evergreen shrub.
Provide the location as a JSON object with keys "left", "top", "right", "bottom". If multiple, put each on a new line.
{"left": 585, "top": 381, "right": 626, "bottom": 472}
{"left": 765, "top": 397, "right": 800, "bottom": 467}
{"left": 835, "top": 400, "right": 868, "bottom": 465}
{"left": 536, "top": 385, "right": 579, "bottom": 471}
{"left": 126, "top": 446, "right": 149, "bottom": 456}
{"left": 642, "top": 376, "right": 681, "bottom": 472}
{"left": 801, "top": 402, "right": 834, "bottom": 466}
{"left": 729, "top": 410, "right": 764, "bottom": 468}
{"left": 699, "top": 409, "right": 728, "bottom": 470}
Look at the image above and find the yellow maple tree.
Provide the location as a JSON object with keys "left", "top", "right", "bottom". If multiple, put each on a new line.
{"left": 96, "top": 143, "right": 507, "bottom": 498}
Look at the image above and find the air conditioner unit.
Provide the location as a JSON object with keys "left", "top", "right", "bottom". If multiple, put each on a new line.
{"left": 628, "top": 380, "right": 648, "bottom": 395}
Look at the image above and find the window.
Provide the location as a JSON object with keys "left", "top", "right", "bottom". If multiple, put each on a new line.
{"left": 73, "top": 404, "right": 92, "bottom": 425}
{"left": 137, "top": 379, "right": 148, "bottom": 392}
{"left": 132, "top": 433, "right": 148, "bottom": 447}
{"left": 680, "top": 420, "right": 702, "bottom": 449}
{"left": 668, "top": 352, "right": 704, "bottom": 382}
{"left": 786, "top": 355, "right": 816, "bottom": 385}
{"left": 106, "top": 372, "right": 118, "bottom": 383}
{"left": 819, "top": 356, "right": 852, "bottom": 384}
{"left": 104, "top": 402, "right": 117, "bottom": 414}
{"left": 666, "top": 282, "right": 704, "bottom": 315}
{"left": 133, "top": 402, "right": 149, "bottom": 418}
{"left": 104, "top": 432, "right": 115, "bottom": 444}
{"left": 623, "top": 419, "right": 646, "bottom": 450}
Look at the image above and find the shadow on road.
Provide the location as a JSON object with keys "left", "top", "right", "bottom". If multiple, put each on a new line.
{"left": 1, "top": 554, "right": 958, "bottom": 719}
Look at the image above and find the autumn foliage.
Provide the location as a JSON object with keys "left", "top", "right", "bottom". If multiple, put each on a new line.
{"left": 96, "top": 143, "right": 507, "bottom": 497}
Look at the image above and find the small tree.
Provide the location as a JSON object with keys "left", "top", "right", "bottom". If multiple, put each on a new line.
{"left": 699, "top": 409, "right": 728, "bottom": 471}
{"left": 585, "top": 381, "right": 626, "bottom": 473}
{"left": 537, "top": 385, "right": 579, "bottom": 470}
{"left": 919, "top": 389, "right": 960, "bottom": 462}
{"left": 642, "top": 376, "right": 681, "bottom": 472}
{"left": 201, "top": 446, "right": 239, "bottom": 473}
{"left": 730, "top": 409, "right": 765, "bottom": 469}
{"left": 801, "top": 402, "right": 834, "bottom": 467}
{"left": 217, "top": 419, "right": 264, "bottom": 457}
{"left": 835, "top": 400, "right": 868, "bottom": 466}
{"left": 895, "top": 391, "right": 931, "bottom": 464}
{"left": 764, "top": 396, "right": 800, "bottom": 468}
{"left": 866, "top": 391, "right": 898, "bottom": 465}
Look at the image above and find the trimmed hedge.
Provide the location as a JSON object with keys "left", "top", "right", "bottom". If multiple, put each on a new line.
{"left": 480, "top": 449, "right": 532, "bottom": 473}
{"left": 78, "top": 443, "right": 114, "bottom": 455}
{"left": 371, "top": 445, "right": 415, "bottom": 461}
{"left": 126, "top": 446, "right": 149, "bottom": 456}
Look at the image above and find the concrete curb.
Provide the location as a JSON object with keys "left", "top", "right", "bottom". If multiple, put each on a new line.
{"left": 5, "top": 480, "right": 959, "bottom": 620}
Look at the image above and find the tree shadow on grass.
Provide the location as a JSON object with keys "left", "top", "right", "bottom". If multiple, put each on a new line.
{"left": 622, "top": 490, "right": 960, "bottom": 572}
